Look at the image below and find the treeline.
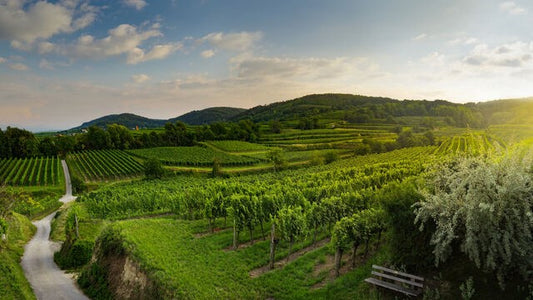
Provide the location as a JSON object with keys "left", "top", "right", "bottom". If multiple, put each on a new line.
{"left": 237, "top": 94, "right": 486, "bottom": 128}
{"left": 0, "top": 121, "right": 260, "bottom": 159}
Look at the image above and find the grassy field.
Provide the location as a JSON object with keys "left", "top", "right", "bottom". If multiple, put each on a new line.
{"left": 0, "top": 213, "right": 36, "bottom": 300}
{"left": 101, "top": 217, "right": 384, "bottom": 299}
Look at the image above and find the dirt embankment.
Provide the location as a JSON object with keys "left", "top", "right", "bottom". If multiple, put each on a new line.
{"left": 80, "top": 227, "right": 168, "bottom": 300}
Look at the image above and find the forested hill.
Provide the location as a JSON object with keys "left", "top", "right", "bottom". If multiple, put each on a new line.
{"left": 66, "top": 94, "right": 533, "bottom": 132}
{"left": 67, "top": 107, "right": 245, "bottom": 131}
{"left": 170, "top": 107, "right": 246, "bottom": 125}
{"left": 477, "top": 98, "right": 533, "bottom": 125}
{"left": 70, "top": 113, "right": 167, "bottom": 131}
{"left": 231, "top": 93, "right": 485, "bottom": 128}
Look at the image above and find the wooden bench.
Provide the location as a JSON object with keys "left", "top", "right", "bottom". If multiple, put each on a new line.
{"left": 365, "top": 265, "right": 424, "bottom": 297}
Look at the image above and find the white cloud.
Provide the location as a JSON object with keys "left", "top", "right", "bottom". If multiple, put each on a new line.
{"left": 449, "top": 37, "right": 478, "bottom": 46}
{"left": 131, "top": 74, "right": 150, "bottom": 83}
{"left": 421, "top": 52, "right": 446, "bottom": 67}
{"left": 9, "top": 63, "right": 29, "bottom": 71}
{"left": 412, "top": 33, "right": 427, "bottom": 41}
{"left": 462, "top": 42, "right": 533, "bottom": 68}
{"left": 500, "top": 1, "right": 526, "bottom": 15}
{"left": 123, "top": 0, "right": 147, "bottom": 10}
{"left": 38, "top": 41, "right": 55, "bottom": 54}
{"left": 199, "top": 31, "right": 262, "bottom": 52}
{"left": 201, "top": 49, "right": 215, "bottom": 58}
{"left": 0, "top": 0, "right": 98, "bottom": 46}
{"left": 230, "top": 55, "right": 372, "bottom": 80}
{"left": 127, "top": 43, "right": 181, "bottom": 64}
{"left": 58, "top": 24, "right": 179, "bottom": 64}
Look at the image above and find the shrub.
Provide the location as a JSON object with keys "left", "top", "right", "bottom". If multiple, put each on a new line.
{"left": 55, "top": 240, "right": 94, "bottom": 269}
{"left": 323, "top": 151, "right": 339, "bottom": 164}
{"left": 71, "top": 175, "right": 87, "bottom": 195}
{"left": 144, "top": 158, "right": 165, "bottom": 179}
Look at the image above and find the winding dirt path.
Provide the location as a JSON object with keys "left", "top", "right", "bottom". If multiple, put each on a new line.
{"left": 21, "top": 160, "right": 89, "bottom": 300}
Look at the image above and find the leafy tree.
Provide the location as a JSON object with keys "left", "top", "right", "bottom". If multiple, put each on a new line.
{"left": 1, "top": 127, "right": 39, "bottom": 158}
{"left": 55, "top": 135, "right": 76, "bottom": 155}
{"left": 107, "top": 124, "right": 133, "bottom": 149}
{"left": 270, "top": 120, "right": 282, "bottom": 134}
{"left": 86, "top": 126, "right": 111, "bottom": 150}
{"left": 144, "top": 158, "right": 165, "bottom": 179}
{"left": 38, "top": 137, "right": 58, "bottom": 156}
{"left": 415, "top": 157, "right": 533, "bottom": 287}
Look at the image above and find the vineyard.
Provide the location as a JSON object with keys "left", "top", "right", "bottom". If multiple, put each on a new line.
{"left": 259, "top": 128, "right": 395, "bottom": 146}
{"left": 433, "top": 132, "right": 505, "bottom": 156}
{"left": 128, "top": 146, "right": 261, "bottom": 166}
{"left": 75, "top": 146, "right": 438, "bottom": 298}
{"left": 204, "top": 140, "right": 271, "bottom": 152}
{"left": 0, "top": 156, "right": 62, "bottom": 186}
{"left": 66, "top": 150, "right": 144, "bottom": 181}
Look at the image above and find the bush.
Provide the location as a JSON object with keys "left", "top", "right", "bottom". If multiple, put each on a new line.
{"left": 78, "top": 263, "right": 113, "bottom": 300}
{"left": 323, "top": 151, "right": 339, "bottom": 164}
{"left": 144, "top": 158, "right": 165, "bottom": 179}
{"left": 71, "top": 175, "right": 87, "bottom": 195}
{"left": 55, "top": 240, "right": 94, "bottom": 269}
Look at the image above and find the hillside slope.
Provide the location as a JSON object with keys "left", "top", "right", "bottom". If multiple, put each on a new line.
{"left": 231, "top": 93, "right": 483, "bottom": 127}
{"left": 170, "top": 107, "right": 245, "bottom": 125}
{"left": 70, "top": 113, "right": 167, "bottom": 131}
{"left": 67, "top": 107, "right": 245, "bottom": 131}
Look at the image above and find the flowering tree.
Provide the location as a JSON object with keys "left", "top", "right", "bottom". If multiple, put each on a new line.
{"left": 415, "top": 157, "right": 533, "bottom": 287}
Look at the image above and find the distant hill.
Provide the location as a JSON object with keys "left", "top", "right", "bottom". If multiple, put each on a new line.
{"left": 229, "top": 93, "right": 481, "bottom": 127}
{"left": 230, "top": 94, "right": 399, "bottom": 122}
{"left": 65, "top": 94, "right": 533, "bottom": 133}
{"left": 476, "top": 98, "right": 533, "bottom": 125}
{"left": 66, "top": 107, "right": 246, "bottom": 132}
{"left": 69, "top": 113, "right": 167, "bottom": 131}
{"left": 171, "top": 107, "right": 246, "bottom": 125}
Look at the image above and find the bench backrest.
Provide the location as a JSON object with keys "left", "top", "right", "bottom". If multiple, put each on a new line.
{"left": 371, "top": 265, "right": 424, "bottom": 288}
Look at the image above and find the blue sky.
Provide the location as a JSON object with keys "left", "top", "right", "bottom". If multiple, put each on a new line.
{"left": 1, "top": 0, "right": 533, "bottom": 131}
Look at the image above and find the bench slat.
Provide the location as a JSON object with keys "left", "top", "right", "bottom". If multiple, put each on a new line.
{"left": 372, "top": 265, "right": 424, "bottom": 281}
{"left": 371, "top": 271, "right": 424, "bottom": 288}
{"left": 365, "top": 277, "right": 420, "bottom": 297}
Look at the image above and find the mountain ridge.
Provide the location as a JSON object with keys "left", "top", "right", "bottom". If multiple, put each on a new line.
{"left": 65, "top": 93, "right": 533, "bottom": 132}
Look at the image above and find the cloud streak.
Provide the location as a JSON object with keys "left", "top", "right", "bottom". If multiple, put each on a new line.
{"left": 500, "top": 1, "right": 526, "bottom": 15}
{"left": 123, "top": 0, "right": 147, "bottom": 10}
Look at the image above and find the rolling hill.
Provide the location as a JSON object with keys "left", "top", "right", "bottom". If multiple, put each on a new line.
{"left": 67, "top": 107, "right": 245, "bottom": 132}
{"left": 171, "top": 107, "right": 245, "bottom": 125}
{"left": 65, "top": 94, "right": 533, "bottom": 133}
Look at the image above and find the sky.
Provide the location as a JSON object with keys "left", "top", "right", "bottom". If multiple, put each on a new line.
{"left": 2, "top": 0, "right": 533, "bottom": 131}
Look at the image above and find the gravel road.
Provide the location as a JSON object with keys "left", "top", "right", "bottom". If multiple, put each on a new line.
{"left": 21, "top": 160, "right": 89, "bottom": 300}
